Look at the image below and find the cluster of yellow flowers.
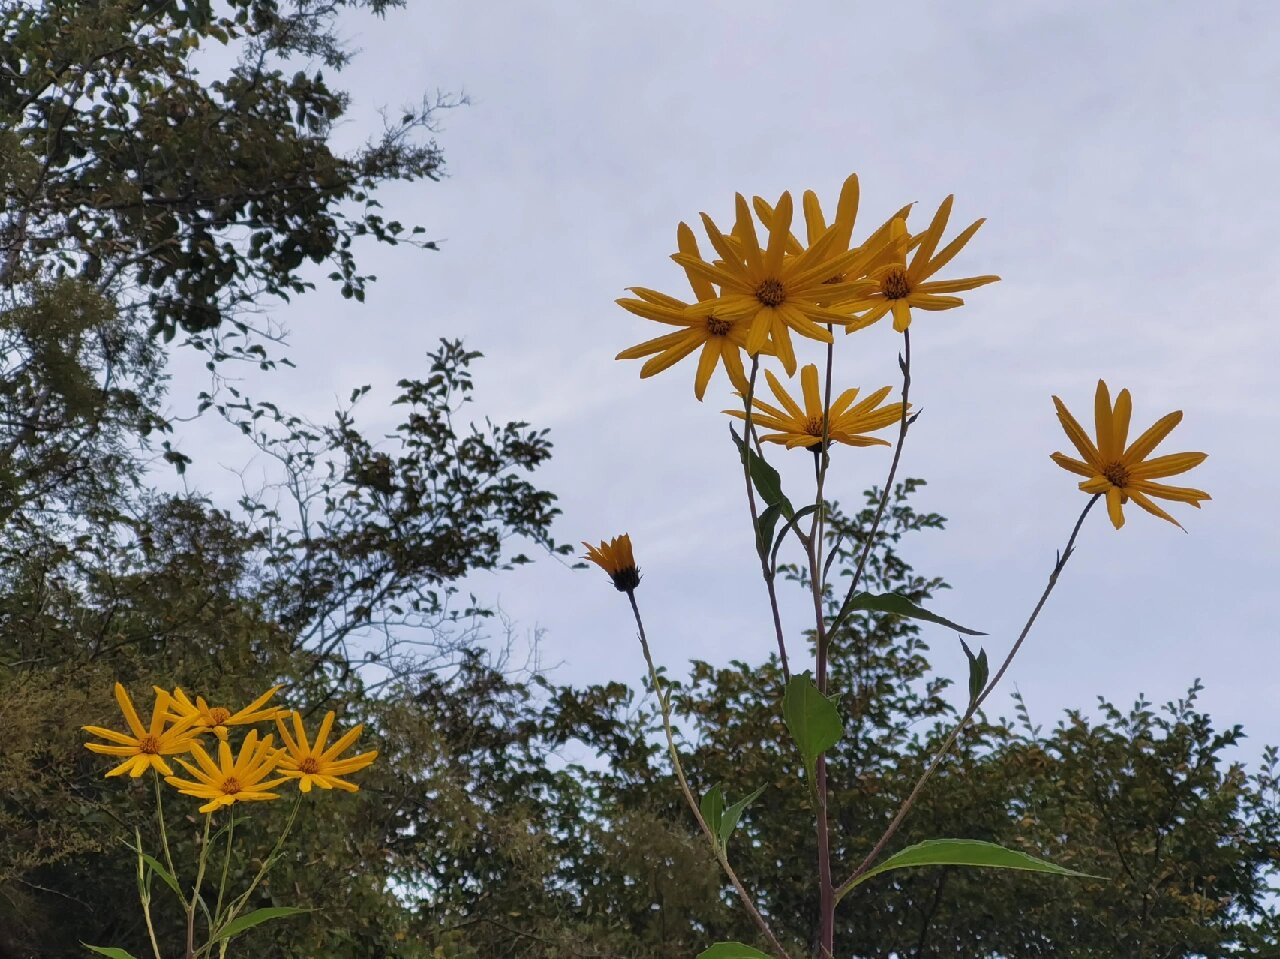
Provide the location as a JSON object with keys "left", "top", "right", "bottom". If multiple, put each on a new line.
{"left": 83, "top": 683, "right": 377, "bottom": 813}
{"left": 609, "top": 170, "right": 1209, "bottom": 532}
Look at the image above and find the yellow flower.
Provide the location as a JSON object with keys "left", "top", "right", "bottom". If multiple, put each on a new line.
{"left": 164, "top": 730, "right": 289, "bottom": 813}
{"left": 582, "top": 534, "right": 641, "bottom": 592}
{"left": 725, "top": 364, "right": 908, "bottom": 450}
{"left": 842, "top": 196, "right": 999, "bottom": 333}
{"left": 162, "top": 684, "right": 285, "bottom": 741}
{"left": 83, "top": 684, "right": 201, "bottom": 778}
{"left": 675, "top": 193, "right": 883, "bottom": 375}
{"left": 274, "top": 710, "right": 378, "bottom": 793}
{"left": 1051, "top": 380, "right": 1210, "bottom": 529}
{"left": 616, "top": 223, "right": 762, "bottom": 400}
{"left": 752, "top": 173, "right": 912, "bottom": 292}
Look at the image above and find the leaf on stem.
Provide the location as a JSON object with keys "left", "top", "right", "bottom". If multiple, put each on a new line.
{"left": 730, "top": 425, "right": 795, "bottom": 520}
{"left": 839, "top": 591, "right": 984, "bottom": 636}
{"left": 782, "top": 673, "right": 842, "bottom": 779}
{"left": 211, "top": 906, "right": 310, "bottom": 942}
{"left": 848, "top": 839, "right": 1101, "bottom": 891}
{"left": 960, "top": 638, "right": 989, "bottom": 706}
{"left": 697, "top": 943, "right": 773, "bottom": 959}
{"left": 82, "top": 947, "right": 142, "bottom": 959}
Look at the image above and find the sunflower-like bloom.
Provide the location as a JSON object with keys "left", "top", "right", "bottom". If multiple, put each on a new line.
{"left": 83, "top": 684, "right": 202, "bottom": 778}
{"left": 162, "top": 684, "right": 285, "bottom": 741}
{"left": 752, "top": 173, "right": 912, "bottom": 292}
{"left": 616, "top": 223, "right": 763, "bottom": 400}
{"left": 274, "top": 710, "right": 378, "bottom": 793}
{"left": 582, "top": 534, "right": 640, "bottom": 592}
{"left": 676, "top": 193, "right": 885, "bottom": 375}
{"left": 842, "top": 196, "right": 999, "bottom": 333}
{"left": 725, "top": 364, "right": 908, "bottom": 450}
{"left": 164, "top": 730, "right": 289, "bottom": 813}
{"left": 1051, "top": 380, "right": 1210, "bottom": 529}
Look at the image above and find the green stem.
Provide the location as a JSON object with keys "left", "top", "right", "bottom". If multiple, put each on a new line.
{"left": 214, "top": 794, "right": 304, "bottom": 942}
{"left": 833, "top": 494, "right": 1100, "bottom": 902}
{"left": 627, "top": 589, "right": 792, "bottom": 959}
{"left": 213, "top": 807, "right": 235, "bottom": 927}
{"left": 186, "top": 813, "right": 213, "bottom": 959}
{"left": 153, "top": 771, "right": 187, "bottom": 908}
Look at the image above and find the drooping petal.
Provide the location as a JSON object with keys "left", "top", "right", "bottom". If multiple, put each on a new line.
{"left": 1105, "top": 487, "right": 1126, "bottom": 529}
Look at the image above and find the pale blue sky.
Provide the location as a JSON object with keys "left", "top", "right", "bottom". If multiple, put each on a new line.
{"left": 172, "top": 1, "right": 1279, "bottom": 751}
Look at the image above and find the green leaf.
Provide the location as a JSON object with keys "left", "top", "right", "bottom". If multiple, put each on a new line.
{"left": 754, "top": 503, "right": 781, "bottom": 565}
{"left": 849, "top": 839, "right": 1101, "bottom": 891}
{"left": 960, "top": 639, "right": 989, "bottom": 705}
{"left": 697, "top": 943, "right": 772, "bottom": 959}
{"left": 840, "top": 592, "right": 984, "bottom": 636}
{"left": 782, "top": 674, "right": 842, "bottom": 777}
{"left": 82, "top": 947, "right": 141, "bottom": 959}
{"left": 141, "top": 854, "right": 183, "bottom": 902}
{"left": 211, "top": 906, "right": 310, "bottom": 942}
{"left": 718, "top": 785, "right": 766, "bottom": 849}
{"left": 729, "top": 426, "right": 794, "bottom": 519}
{"left": 700, "top": 784, "right": 725, "bottom": 839}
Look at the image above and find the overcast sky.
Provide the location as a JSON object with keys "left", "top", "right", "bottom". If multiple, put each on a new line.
{"left": 171, "top": 1, "right": 1279, "bottom": 756}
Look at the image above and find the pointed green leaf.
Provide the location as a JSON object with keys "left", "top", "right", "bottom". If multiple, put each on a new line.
{"left": 211, "top": 906, "right": 310, "bottom": 942}
{"left": 841, "top": 592, "right": 984, "bottom": 636}
{"left": 850, "top": 839, "right": 1101, "bottom": 891}
{"left": 754, "top": 503, "right": 782, "bottom": 564}
{"left": 783, "top": 674, "right": 842, "bottom": 776}
{"left": 700, "top": 784, "right": 725, "bottom": 839}
{"left": 697, "top": 943, "right": 772, "bottom": 959}
{"left": 960, "top": 639, "right": 989, "bottom": 705}
{"left": 140, "top": 854, "right": 183, "bottom": 902}
{"left": 718, "top": 785, "right": 766, "bottom": 849}
{"left": 82, "top": 947, "right": 141, "bottom": 959}
{"left": 729, "top": 425, "right": 794, "bottom": 519}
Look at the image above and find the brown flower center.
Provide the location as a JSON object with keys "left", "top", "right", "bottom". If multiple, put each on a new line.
{"left": 221, "top": 777, "right": 242, "bottom": 795}
{"left": 1102, "top": 462, "right": 1130, "bottom": 488}
{"left": 299, "top": 757, "right": 321, "bottom": 774}
{"left": 705, "top": 315, "right": 731, "bottom": 336}
{"left": 138, "top": 735, "right": 160, "bottom": 755}
{"left": 880, "top": 267, "right": 911, "bottom": 300}
{"left": 208, "top": 707, "right": 231, "bottom": 725}
{"left": 755, "top": 278, "right": 787, "bottom": 307}
{"left": 804, "top": 416, "right": 825, "bottom": 437}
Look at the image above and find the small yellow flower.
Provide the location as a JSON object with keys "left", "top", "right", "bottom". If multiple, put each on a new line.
{"left": 616, "top": 223, "right": 763, "bottom": 400}
{"left": 164, "top": 730, "right": 289, "bottom": 813}
{"left": 162, "top": 684, "right": 285, "bottom": 741}
{"left": 1051, "top": 380, "right": 1210, "bottom": 530}
{"left": 83, "top": 684, "right": 201, "bottom": 778}
{"left": 725, "top": 364, "right": 907, "bottom": 451}
{"left": 842, "top": 196, "right": 999, "bottom": 333}
{"left": 675, "top": 193, "right": 883, "bottom": 375}
{"left": 275, "top": 710, "right": 378, "bottom": 793}
{"left": 582, "top": 534, "right": 641, "bottom": 592}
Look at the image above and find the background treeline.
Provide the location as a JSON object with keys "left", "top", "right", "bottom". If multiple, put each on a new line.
{"left": 0, "top": 2, "right": 1276, "bottom": 957}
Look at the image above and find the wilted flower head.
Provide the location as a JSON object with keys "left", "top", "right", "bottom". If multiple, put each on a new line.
{"left": 583, "top": 534, "right": 641, "bottom": 592}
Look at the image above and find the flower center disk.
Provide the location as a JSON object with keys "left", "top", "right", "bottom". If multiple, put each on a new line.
{"left": 138, "top": 735, "right": 160, "bottom": 755}
{"left": 299, "top": 757, "right": 321, "bottom": 774}
{"left": 208, "top": 707, "right": 231, "bottom": 725}
{"left": 881, "top": 267, "right": 911, "bottom": 300}
{"left": 1102, "top": 462, "right": 1130, "bottom": 488}
{"left": 705, "top": 315, "right": 731, "bottom": 336}
{"left": 221, "top": 777, "right": 242, "bottom": 795}
{"left": 754, "top": 278, "right": 787, "bottom": 307}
